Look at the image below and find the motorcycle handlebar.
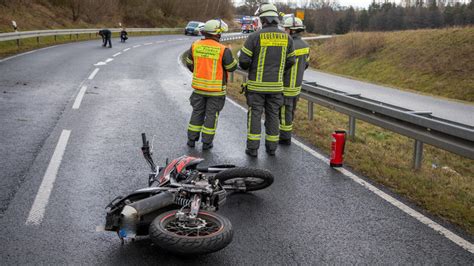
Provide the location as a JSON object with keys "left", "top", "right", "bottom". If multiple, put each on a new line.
{"left": 142, "top": 133, "right": 148, "bottom": 147}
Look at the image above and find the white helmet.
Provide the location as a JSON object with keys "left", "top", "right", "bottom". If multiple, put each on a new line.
{"left": 283, "top": 15, "right": 306, "bottom": 31}
{"left": 255, "top": 3, "right": 279, "bottom": 17}
{"left": 203, "top": 19, "right": 228, "bottom": 35}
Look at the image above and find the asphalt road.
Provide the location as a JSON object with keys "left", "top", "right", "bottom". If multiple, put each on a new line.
{"left": 0, "top": 35, "right": 472, "bottom": 264}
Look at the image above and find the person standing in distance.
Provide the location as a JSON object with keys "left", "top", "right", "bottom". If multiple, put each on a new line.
{"left": 185, "top": 19, "right": 238, "bottom": 150}
{"left": 239, "top": 3, "right": 296, "bottom": 157}
{"left": 279, "top": 16, "right": 310, "bottom": 145}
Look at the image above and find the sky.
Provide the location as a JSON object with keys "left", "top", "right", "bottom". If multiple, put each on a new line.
{"left": 232, "top": 0, "right": 382, "bottom": 8}
{"left": 339, "top": 0, "right": 376, "bottom": 8}
{"left": 233, "top": 1, "right": 470, "bottom": 9}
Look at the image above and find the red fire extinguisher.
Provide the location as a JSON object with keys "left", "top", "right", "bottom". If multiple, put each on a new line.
{"left": 330, "top": 130, "right": 346, "bottom": 167}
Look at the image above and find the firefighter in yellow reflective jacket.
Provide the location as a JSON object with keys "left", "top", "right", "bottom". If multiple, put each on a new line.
{"left": 279, "top": 16, "right": 310, "bottom": 145}
{"left": 239, "top": 3, "right": 296, "bottom": 157}
{"left": 185, "top": 19, "right": 238, "bottom": 150}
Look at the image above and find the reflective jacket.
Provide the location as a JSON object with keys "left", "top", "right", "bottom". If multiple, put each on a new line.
{"left": 239, "top": 25, "right": 296, "bottom": 93}
{"left": 283, "top": 34, "right": 310, "bottom": 97}
{"left": 185, "top": 38, "right": 237, "bottom": 96}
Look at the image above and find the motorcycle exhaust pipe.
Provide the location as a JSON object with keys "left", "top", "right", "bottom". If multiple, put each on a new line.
{"left": 119, "top": 192, "right": 175, "bottom": 238}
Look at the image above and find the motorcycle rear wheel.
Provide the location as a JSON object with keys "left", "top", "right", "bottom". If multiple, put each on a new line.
{"left": 215, "top": 167, "right": 274, "bottom": 192}
{"left": 149, "top": 210, "right": 233, "bottom": 255}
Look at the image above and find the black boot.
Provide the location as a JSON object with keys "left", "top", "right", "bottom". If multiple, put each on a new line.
{"left": 266, "top": 149, "right": 276, "bottom": 156}
{"left": 279, "top": 139, "right": 291, "bottom": 145}
{"left": 202, "top": 142, "right": 213, "bottom": 150}
{"left": 187, "top": 140, "right": 195, "bottom": 148}
{"left": 245, "top": 148, "right": 258, "bottom": 157}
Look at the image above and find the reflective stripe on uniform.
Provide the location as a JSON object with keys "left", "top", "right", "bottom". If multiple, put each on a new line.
{"left": 186, "top": 57, "right": 193, "bottom": 64}
{"left": 283, "top": 86, "right": 301, "bottom": 97}
{"left": 278, "top": 46, "right": 287, "bottom": 83}
{"left": 256, "top": 47, "right": 267, "bottom": 82}
{"left": 211, "top": 59, "right": 217, "bottom": 80}
{"left": 265, "top": 134, "right": 279, "bottom": 142}
{"left": 247, "top": 133, "right": 261, "bottom": 140}
{"left": 202, "top": 126, "right": 216, "bottom": 135}
{"left": 241, "top": 46, "right": 253, "bottom": 57}
{"left": 188, "top": 124, "right": 203, "bottom": 132}
{"left": 202, "top": 112, "right": 219, "bottom": 135}
{"left": 280, "top": 105, "right": 286, "bottom": 126}
{"left": 247, "top": 80, "right": 283, "bottom": 92}
{"left": 193, "top": 89, "right": 226, "bottom": 96}
{"left": 224, "top": 59, "right": 237, "bottom": 70}
{"left": 279, "top": 124, "right": 293, "bottom": 131}
{"left": 290, "top": 58, "right": 299, "bottom": 88}
{"left": 294, "top": 47, "right": 310, "bottom": 56}
{"left": 287, "top": 50, "right": 296, "bottom": 58}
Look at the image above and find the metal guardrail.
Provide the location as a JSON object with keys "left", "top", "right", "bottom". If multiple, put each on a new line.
{"left": 0, "top": 28, "right": 181, "bottom": 42}
{"left": 222, "top": 34, "right": 474, "bottom": 169}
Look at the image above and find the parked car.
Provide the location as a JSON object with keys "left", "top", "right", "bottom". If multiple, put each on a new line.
{"left": 184, "top": 21, "right": 205, "bottom": 36}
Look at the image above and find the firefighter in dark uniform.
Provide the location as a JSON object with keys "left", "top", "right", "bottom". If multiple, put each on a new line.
{"left": 185, "top": 19, "right": 238, "bottom": 150}
{"left": 239, "top": 3, "right": 296, "bottom": 157}
{"left": 99, "top": 29, "right": 112, "bottom": 48}
{"left": 279, "top": 16, "right": 310, "bottom": 145}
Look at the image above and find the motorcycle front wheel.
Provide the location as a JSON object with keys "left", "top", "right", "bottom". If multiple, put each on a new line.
{"left": 215, "top": 167, "right": 274, "bottom": 192}
{"left": 149, "top": 210, "right": 233, "bottom": 255}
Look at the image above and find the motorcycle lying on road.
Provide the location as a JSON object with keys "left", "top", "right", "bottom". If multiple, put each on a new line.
{"left": 104, "top": 133, "right": 274, "bottom": 255}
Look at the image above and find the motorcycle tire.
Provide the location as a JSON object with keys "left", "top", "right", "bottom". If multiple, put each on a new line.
{"left": 149, "top": 210, "right": 233, "bottom": 255}
{"left": 214, "top": 167, "right": 274, "bottom": 191}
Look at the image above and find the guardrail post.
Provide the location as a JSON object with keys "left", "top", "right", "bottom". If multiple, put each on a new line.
{"left": 54, "top": 35, "right": 57, "bottom": 42}
{"left": 413, "top": 140, "right": 423, "bottom": 170}
{"left": 70, "top": 34, "right": 72, "bottom": 40}
{"left": 348, "top": 116, "right": 356, "bottom": 140}
{"left": 36, "top": 37, "right": 39, "bottom": 44}
{"left": 76, "top": 34, "right": 79, "bottom": 40}
{"left": 16, "top": 39, "right": 20, "bottom": 48}
{"left": 308, "top": 101, "right": 314, "bottom": 120}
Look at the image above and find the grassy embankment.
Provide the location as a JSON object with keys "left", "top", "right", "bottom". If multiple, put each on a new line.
{"left": 310, "top": 27, "right": 474, "bottom": 102}
{"left": 224, "top": 28, "right": 473, "bottom": 235}
{"left": 0, "top": 3, "right": 180, "bottom": 59}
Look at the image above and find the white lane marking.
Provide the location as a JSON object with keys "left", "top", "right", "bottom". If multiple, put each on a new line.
{"left": 88, "top": 68, "right": 100, "bottom": 80}
{"left": 94, "top": 62, "right": 106, "bottom": 66}
{"left": 105, "top": 58, "right": 114, "bottom": 63}
{"left": 144, "top": 42, "right": 153, "bottom": 46}
{"left": 123, "top": 48, "right": 130, "bottom": 52}
{"left": 336, "top": 167, "right": 474, "bottom": 254}
{"left": 156, "top": 41, "right": 164, "bottom": 44}
{"left": 26, "top": 130, "right": 71, "bottom": 225}
{"left": 113, "top": 52, "right": 121, "bottom": 57}
{"left": 215, "top": 66, "right": 474, "bottom": 254}
{"left": 72, "top": 85, "right": 87, "bottom": 109}
{"left": 133, "top": 45, "right": 141, "bottom": 48}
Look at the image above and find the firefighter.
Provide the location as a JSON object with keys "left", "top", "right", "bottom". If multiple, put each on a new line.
{"left": 185, "top": 19, "right": 238, "bottom": 150}
{"left": 239, "top": 3, "right": 296, "bottom": 157}
{"left": 279, "top": 16, "right": 310, "bottom": 145}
